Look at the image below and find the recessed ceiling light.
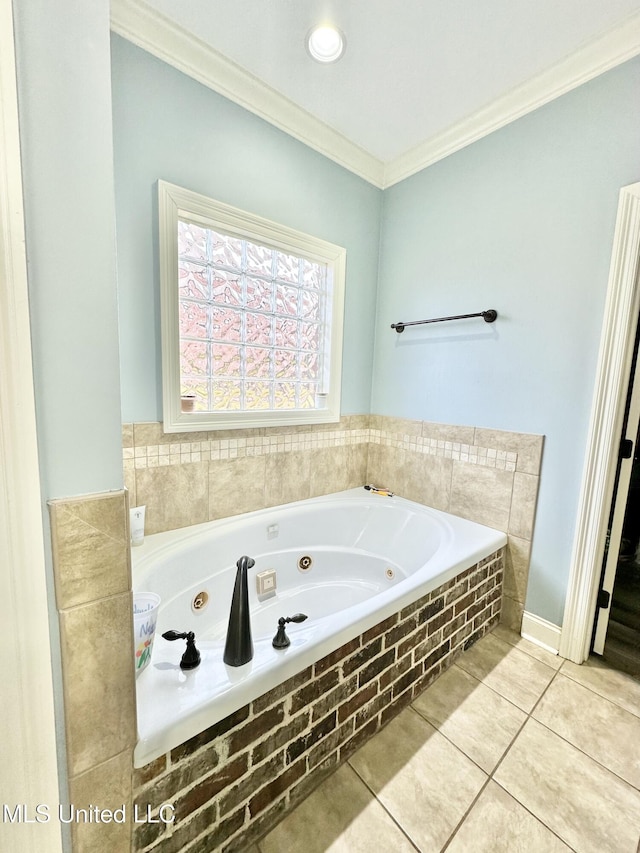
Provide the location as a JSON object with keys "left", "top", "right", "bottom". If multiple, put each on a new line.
{"left": 306, "top": 24, "right": 346, "bottom": 64}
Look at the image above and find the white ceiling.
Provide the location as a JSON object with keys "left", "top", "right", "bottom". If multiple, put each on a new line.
{"left": 112, "top": 0, "right": 640, "bottom": 186}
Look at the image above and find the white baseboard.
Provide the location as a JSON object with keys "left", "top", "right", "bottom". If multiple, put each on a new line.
{"left": 521, "top": 611, "right": 562, "bottom": 655}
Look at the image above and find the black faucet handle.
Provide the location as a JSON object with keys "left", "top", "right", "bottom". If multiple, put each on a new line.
{"left": 273, "top": 613, "right": 308, "bottom": 649}
{"left": 162, "top": 629, "right": 201, "bottom": 670}
{"left": 162, "top": 630, "right": 188, "bottom": 641}
{"left": 236, "top": 555, "right": 255, "bottom": 570}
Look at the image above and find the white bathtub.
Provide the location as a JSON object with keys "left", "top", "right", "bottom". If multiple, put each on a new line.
{"left": 132, "top": 488, "right": 507, "bottom": 766}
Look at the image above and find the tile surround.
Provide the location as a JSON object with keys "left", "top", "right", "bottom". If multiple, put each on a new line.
{"left": 46, "top": 415, "right": 542, "bottom": 853}
{"left": 124, "top": 414, "right": 541, "bottom": 634}
{"left": 123, "top": 414, "right": 542, "bottom": 632}
{"left": 49, "top": 489, "right": 135, "bottom": 853}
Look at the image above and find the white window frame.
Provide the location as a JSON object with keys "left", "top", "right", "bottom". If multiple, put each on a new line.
{"left": 158, "top": 181, "right": 346, "bottom": 433}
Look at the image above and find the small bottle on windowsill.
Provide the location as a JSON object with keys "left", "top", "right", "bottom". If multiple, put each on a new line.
{"left": 181, "top": 394, "right": 196, "bottom": 413}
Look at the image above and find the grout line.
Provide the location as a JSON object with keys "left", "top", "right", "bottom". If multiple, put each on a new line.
{"left": 442, "top": 659, "right": 577, "bottom": 852}
{"left": 346, "top": 759, "right": 422, "bottom": 853}
{"left": 558, "top": 659, "right": 640, "bottom": 720}
{"left": 439, "top": 776, "right": 493, "bottom": 853}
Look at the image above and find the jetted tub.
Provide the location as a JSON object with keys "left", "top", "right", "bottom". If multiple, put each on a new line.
{"left": 132, "top": 487, "right": 507, "bottom": 766}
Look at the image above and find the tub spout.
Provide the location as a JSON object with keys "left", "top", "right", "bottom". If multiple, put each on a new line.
{"left": 224, "top": 555, "right": 255, "bottom": 667}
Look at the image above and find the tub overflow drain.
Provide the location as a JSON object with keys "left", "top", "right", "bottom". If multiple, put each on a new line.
{"left": 297, "top": 555, "right": 313, "bottom": 572}
{"left": 192, "top": 591, "right": 209, "bottom": 612}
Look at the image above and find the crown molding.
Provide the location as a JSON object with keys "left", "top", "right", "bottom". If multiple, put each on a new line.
{"left": 383, "top": 11, "right": 640, "bottom": 187}
{"left": 111, "top": 1, "right": 640, "bottom": 191}
{"left": 110, "top": 0, "right": 385, "bottom": 188}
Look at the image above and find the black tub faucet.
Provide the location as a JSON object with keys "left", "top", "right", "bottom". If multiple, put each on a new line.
{"left": 224, "top": 555, "right": 255, "bottom": 667}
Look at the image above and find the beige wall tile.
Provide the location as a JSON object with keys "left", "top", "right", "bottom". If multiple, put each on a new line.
{"left": 422, "top": 421, "right": 476, "bottom": 445}
{"left": 474, "top": 428, "right": 544, "bottom": 475}
{"left": 450, "top": 462, "right": 514, "bottom": 530}
{"left": 209, "top": 455, "right": 267, "bottom": 520}
{"left": 348, "top": 443, "right": 369, "bottom": 487}
{"left": 509, "top": 473, "right": 539, "bottom": 540}
{"left": 50, "top": 491, "right": 130, "bottom": 609}
{"left": 262, "top": 424, "right": 302, "bottom": 436}
{"left": 68, "top": 750, "right": 133, "bottom": 853}
{"left": 402, "top": 452, "right": 453, "bottom": 512}
{"left": 132, "top": 421, "right": 164, "bottom": 446}
{"left": 366, "top": 444, "right": 406, "bottom": 495}
{"left": 123, "top": 470, "right": 136, "bottom": 508}
{"left": 60, "top": 593, "right": 136, "bottom": 777}
{"left": 504, "top": 535, "right": 531, "bottom": 603}
{"left": 309, "top": 445, "right": 367, "bottom": 497}
{"left": 135, "top": 463, "right": 209, "bottom": 533}
{"left": 122, "top": 423, "right": 133, "bottom": 448}
{"left": 134, "top": 421, "right": 211, "bottom": 446}
{"left": 209, "top": 426, "right": 263, "bottom": 439}
{"left": 500, "top": 595, "right": 524, "bottom": 632}
{"left": 377, "top": 415, "right": 423, "bottom": 436}
{"left": 264, "top": 451, "right": 312, "bottom": 507}
{"left": 345, "top": 414, "right": 370, "bottom": 430}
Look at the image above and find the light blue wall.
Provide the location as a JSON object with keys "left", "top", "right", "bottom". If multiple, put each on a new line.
{"left": 13, "top": 0, "right": 123, "bottom": 499}
{"left": 112, "top": 34, "right": 640, "bottom": 626}
{"left": 372, "top": 57, "right": 640, "bottom": 625}
{"left": 13, "top": 3, "right": 124, "bottom": 847}
{"left": 111, "top": 35, "right": 383, "bottom": 423}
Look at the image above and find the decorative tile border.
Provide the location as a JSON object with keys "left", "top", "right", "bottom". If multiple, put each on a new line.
{"left": 124, "top": 424, "right": 517, "bottom": 472}
{"left": 369, "top": 430, "right": 518, "bottom": 472}
{"left": 124, "top": 429, "right": 370, "bottom": 468}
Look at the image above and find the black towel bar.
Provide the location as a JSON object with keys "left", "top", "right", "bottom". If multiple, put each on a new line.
{"left": 391, "top": 309, "right": 498, "bottom": 333}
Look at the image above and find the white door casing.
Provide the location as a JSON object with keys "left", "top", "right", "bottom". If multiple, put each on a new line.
{"left": 592, "top": 350, "right": 640, "bottom": 654}
{"left": 0, "top": 0, "right": 63, "bottom": 849}
{"left": 560, "top": 182, "right": 640, "bottom": 663}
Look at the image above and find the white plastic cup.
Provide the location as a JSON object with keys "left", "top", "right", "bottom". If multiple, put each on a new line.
{"left": 133, "top": 592, "right": 161, "bottom": 676}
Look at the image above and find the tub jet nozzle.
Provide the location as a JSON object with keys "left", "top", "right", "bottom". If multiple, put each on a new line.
{"left": 272, "top": 613, "right": 308, "bottom": 649}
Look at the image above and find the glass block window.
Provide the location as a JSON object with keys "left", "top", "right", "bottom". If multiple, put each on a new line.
{"left": 159, "top": 182, "right": 346, "bottom": 432}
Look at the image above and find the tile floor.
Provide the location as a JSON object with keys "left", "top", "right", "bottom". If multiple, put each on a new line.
{"left": 251, "top": 625, "right": 640, "bottom": 853}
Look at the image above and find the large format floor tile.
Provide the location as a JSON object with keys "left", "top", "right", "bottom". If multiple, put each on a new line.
{"left": 348, "top": 707, "right": 486, "bottom": 852}
{"left": 561, "top": 657, "right": 640, "bottom": 719}
{"left": 446, "top": 781, "right": 572, "bottom": 853}
{"left": 494, "top": 718, "right": 640, "bottom": 853}
{"left": 491, "top": 624, "right": 563, "bottom": 670}
{"left": 533, "top": 673, "right": 640, "bottom": 789}
{"left": 455, "top": 632, "right": 556, "bottom": 712}
{"left": 412, "top": 664, "right": 526, "bottom": 772}
{"left": 258, "top": 763, "right": 416, "bottom": 853}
